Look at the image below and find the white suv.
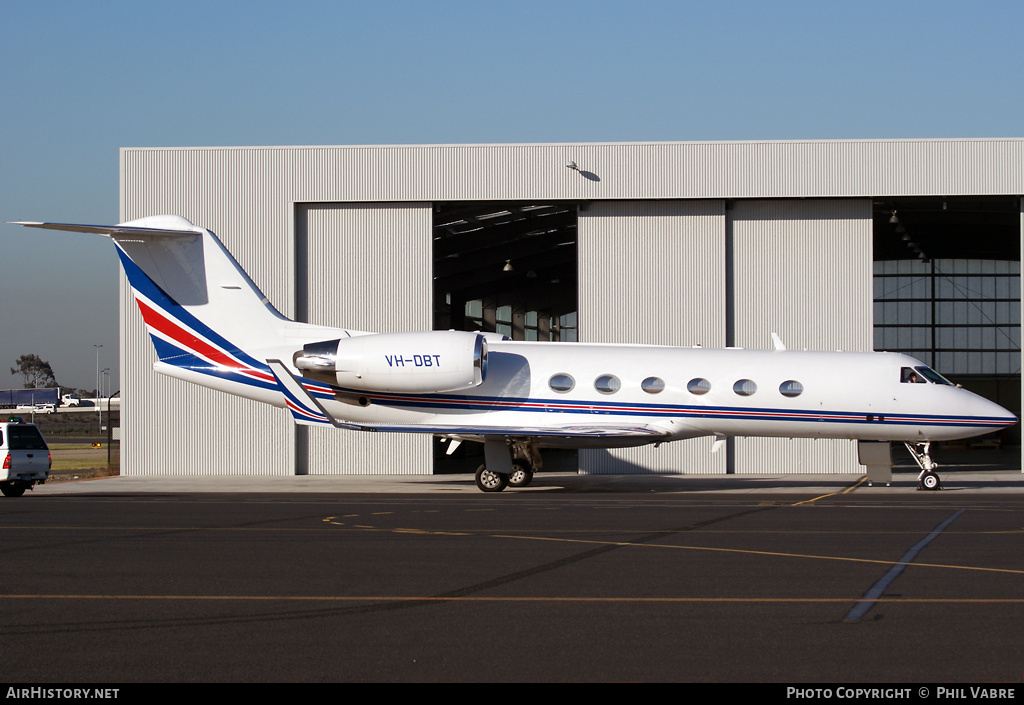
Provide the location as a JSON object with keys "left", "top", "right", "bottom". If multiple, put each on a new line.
{"left": 1, "top": 418, "right": 50, "bottom": 497}
{"left": 16, "top": 404, "right": 54, "bottom": 414}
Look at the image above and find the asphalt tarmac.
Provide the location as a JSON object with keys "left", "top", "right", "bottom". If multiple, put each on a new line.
{"left": 3, "top": 467, "right": 1023, "bottom": 683}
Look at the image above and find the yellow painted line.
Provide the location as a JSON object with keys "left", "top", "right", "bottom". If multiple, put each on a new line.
{"left": 0, "top": 524, "right": 1018, "bottom": 536}
{"left": 0, "top": 525, "right": 345, "bottom": 532}
{"left": 791, "top": 477, "right": 868, "bottom": 505}
{"left": 842, "top": 477, "right": 869, "bottom": 494}
{"left": 2, "top": 594, "right": 1023, "bottom": 604}
{"left": 492, "top": 534, "right": 1024, "bottom": 576}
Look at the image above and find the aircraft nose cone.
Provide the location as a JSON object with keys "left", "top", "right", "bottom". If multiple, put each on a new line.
{"left": 976, "top": 395, "right": 1017, "bottom": 428}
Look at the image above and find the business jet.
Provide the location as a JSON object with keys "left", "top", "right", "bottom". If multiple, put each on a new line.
{"left": 14, "top": 215, "right": 1017, "bottom": 492}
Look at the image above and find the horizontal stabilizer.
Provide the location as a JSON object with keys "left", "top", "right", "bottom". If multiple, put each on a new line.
{"left": 11, "top": 216, "right": 199, "bottom": 239}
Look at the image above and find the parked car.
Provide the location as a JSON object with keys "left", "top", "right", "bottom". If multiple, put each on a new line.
{"left": 0, "top": 418, "right": 50, "bottom": 497}
{"left": 16, "top": 404, "right": 54, "bottom": 414}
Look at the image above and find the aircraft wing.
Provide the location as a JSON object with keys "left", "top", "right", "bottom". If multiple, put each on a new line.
{"left": 347, "top": 421, "right": 674, "bottom": 440}
{"left": 266, "top": 359, "right": 684, "bottom": 443}
{"left": 323, "top": 418, "right": 682, "bottom": 450}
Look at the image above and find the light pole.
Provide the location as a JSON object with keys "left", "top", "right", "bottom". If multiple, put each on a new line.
{"left": 101, "top": 368, "right": 110, "bottom": 405}
{"left": 101, "top": 369, "right": 111, "bottom": 440}
{"left": 94, "top": 345, "right": 103, "bottom": 433}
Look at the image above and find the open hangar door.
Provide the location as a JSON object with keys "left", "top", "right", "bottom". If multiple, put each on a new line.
{"left": 873, "top": 195, "right": 1021, "bottom": 460}
{"left": 432, "top": 202, "right": 579, "bottom": 473}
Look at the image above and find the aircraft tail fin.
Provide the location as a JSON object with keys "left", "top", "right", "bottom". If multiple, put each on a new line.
{"left": 14, "top": 216, "right": 290, "bottom": 364}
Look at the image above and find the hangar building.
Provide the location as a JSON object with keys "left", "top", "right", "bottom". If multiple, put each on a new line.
{"left": 118, "top": 139, "right": 1022, "bottom": 477}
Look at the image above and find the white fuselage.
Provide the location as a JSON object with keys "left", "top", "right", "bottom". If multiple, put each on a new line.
{"left": 165, "top": 335, "right": 1014, "bottom": 448}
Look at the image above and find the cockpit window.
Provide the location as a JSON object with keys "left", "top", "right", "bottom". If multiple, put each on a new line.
{"left": 900, "top": 367, "right": 926, "bottom": 384}
{"left": 915, "top": 366, "right": 954, "bottom": 386}
{"left": 901, "top": 366, "right": 954, "bottom": 385}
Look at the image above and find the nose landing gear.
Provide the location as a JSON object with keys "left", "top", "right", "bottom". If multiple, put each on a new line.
{"left": 905, "top": 442, "right": 942, "bottom": 491}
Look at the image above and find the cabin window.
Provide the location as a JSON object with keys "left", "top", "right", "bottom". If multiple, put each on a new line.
{"left": 595, "top": 374, "right": 621, "bottom": 394}
{"left": 687, "top": 378, "right": 711, "bottom": 395}
{"left": 641, "top": 377, "right": 665, "bottom": 394}
{"left": 900, "top": 367, "right": 926, "bottom": 384}
{"left": 549, "top": 373, "right": 575, "bottom": 393}
{"left": 733, "top": 379, "right": 757, "bottom": 396}
{"left": 779, "top": 380, "right": 803, "bottom": 398}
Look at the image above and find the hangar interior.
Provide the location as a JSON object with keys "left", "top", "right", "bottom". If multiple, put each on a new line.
{"left": 432, "top": 202, "right": 579, "bottom": 341}
{"left": 431, "top": 202, "right": 580, "bottom": 472}
{"left": 871, "top": 195, "right": 1020, "bottom": 445}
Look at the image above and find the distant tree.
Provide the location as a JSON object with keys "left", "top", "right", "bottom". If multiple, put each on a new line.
{"left": 10, "top": 354, "right": 58, "bottom": 389}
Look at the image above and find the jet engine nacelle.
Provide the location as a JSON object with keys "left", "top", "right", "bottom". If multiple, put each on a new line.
{"left": 294, "top": 330, "right": 487, "bottom": 394}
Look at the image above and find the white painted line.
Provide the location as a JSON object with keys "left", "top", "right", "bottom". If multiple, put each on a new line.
{"left": 844, "top": 509, "right": 965, "bottom": 622}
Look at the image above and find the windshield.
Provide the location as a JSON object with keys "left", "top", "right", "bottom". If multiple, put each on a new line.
{"left": 915, "top": 366, "right": 954, "bottom": 386}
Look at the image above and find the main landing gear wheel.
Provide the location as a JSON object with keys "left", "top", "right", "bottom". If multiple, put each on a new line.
{"left": 475, "top": 465, "right": 508, "bottom": 493}
{"left": 507, "top": 462, "right": 534, "bottom": 488}
{"left": 919, "top": 471, "right": 942, "bottom": 491}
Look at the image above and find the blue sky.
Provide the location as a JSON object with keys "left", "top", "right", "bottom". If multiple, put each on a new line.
{"left": 2, "top": 0, "right": 1022, "bottom": 390}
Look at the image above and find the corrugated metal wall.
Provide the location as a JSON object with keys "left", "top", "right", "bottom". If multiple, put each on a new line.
{"left": 124, "top": 140, "right": 1024, "bottom": 206}
{"left": 299, "top": 204, "right": 432, "bottom": 475}
{"left": 731, "top": 199, "right": 873, "bottom": 474}
{"left": 578, "top": 200, "right": 728, "bottom": 474}
{"left": 119, "top": 150, "right": 296, "bottom": 476}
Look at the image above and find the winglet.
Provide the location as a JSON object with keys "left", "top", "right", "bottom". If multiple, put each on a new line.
{"left": 771, "top": 332, "right": 786, "bottom": 351}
